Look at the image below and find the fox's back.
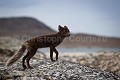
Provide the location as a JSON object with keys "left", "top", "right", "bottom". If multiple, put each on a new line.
{"left": 25, "top": 34, "right": 63, "bottom": 48}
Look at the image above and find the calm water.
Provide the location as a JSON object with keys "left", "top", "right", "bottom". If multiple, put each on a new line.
{"left": 38, "top": 47, "right": 120, "bottom": 54}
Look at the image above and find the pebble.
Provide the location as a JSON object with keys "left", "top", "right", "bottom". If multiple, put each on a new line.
{"left": 0, "top": 59, "right": 119, "bottom": 80}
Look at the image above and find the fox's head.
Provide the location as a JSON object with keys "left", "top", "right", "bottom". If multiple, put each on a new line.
{"left": 58, "top": 25, "right": 70, "bottom": 37}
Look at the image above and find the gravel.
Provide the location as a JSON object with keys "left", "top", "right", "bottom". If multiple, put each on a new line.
{"left": 0, "top": 59, "right": 120, "bottom": 80}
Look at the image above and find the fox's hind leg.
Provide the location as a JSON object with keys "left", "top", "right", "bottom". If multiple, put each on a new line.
{"left": 26, "top": 48, "right": 37, "bottom": 69}
{"left": 22, "top": 53, "right": 29, "bottom": 70}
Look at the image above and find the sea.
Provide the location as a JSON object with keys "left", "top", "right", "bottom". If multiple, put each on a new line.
{"left": 38, "top": 47, "right": 120, "bottom": 54}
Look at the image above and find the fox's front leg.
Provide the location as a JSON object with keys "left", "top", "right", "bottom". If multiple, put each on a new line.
{"left": 50, "top": 47, "right": 55, "bottom": 62}
{"left": 53, "top": 47, "right": 59, "bottom": 61}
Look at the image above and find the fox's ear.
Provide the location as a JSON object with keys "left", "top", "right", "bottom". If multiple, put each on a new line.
{"left": 64, "top": 26, "right": 68, "bottom": 29}
{"left": 58, "top": 25, "right": 63, "bottom": 30}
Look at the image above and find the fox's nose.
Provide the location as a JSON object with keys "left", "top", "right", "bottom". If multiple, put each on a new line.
{"left": 68, "top": 34, "right": 70, "bottom": 37}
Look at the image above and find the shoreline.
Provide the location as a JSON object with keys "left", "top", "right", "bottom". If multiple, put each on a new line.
{"left": 44, "top": 51, "right": 115, "bottom": 57}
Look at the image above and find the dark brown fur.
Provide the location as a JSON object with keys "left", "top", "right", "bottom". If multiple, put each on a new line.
{"left": 6, "top": 25, "right": 70, "bottom": 70}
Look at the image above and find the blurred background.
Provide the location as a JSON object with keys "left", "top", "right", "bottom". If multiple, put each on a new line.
{"left": 1, "top": 0, "right": 120, "bottom": 75}
{"left": 0, "top": 0, "right": 120, "bottom": 53}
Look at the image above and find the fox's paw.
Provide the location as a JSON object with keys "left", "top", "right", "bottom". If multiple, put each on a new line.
{"left": 51, "top": 60, "right": 56, "bottom": 62}
{"left": 28, "top": 66, "right": 34, "bottom": 69}
{"left": 22, "top": 65, "right": 27, "bottom": 71}
{"left": 22, "top": 67, "right": 27, "bottom": 71}
{"left": 56, "top": 58, "right": 58, "bottom": 61}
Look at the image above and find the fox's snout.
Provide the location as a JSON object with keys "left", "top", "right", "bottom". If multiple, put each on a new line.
{"left": 67, "top": 34, "right": 70, "bottom": 37}
{"left": 64, "top": 33, "right": 70, "bottom": 37}
{"left": 68, "top": 34, "right": 70, "bottom": 37}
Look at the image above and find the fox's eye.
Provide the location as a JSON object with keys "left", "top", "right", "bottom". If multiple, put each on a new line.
{"left": 63, "top": 30, "right": 67, "bottom": 33}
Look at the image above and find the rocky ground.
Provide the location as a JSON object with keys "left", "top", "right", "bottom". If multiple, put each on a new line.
{"left": 0, "top": 37, "right": 120, "bottom": 80}
{"left": 0, "top": 59, "right": 120, "bottom": 80}
{"left": 0, "top": 51, "right": 120, "bottom": 80}
{"left": 59, "top": 51, "right": 120, "bottom": 75}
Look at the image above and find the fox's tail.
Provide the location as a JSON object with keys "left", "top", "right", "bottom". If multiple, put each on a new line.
{"left": 6, "top": 44, "right": 27, "bottom": 66}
